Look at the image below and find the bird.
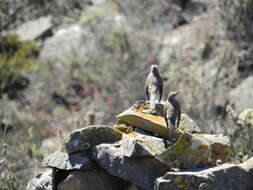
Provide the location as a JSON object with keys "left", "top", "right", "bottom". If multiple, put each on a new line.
{"left": 145, "top": 65, "right": 163, "bottom": 110}
{"left": 164, "top": 91, "right": 181, "bottom": 141}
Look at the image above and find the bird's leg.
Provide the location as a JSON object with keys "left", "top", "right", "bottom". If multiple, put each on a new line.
{"left": 169, "top": 122, "right": 176, "bottom": 142}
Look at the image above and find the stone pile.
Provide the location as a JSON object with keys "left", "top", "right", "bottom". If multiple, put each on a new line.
{"left": 26, "top": 101, "right": 253, "bottom": 190}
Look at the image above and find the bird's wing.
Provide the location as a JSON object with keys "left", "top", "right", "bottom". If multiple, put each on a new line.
{"left": 158, "top": 74, "right": 163, "bottom": 102}
{"left": 145, "top": 83, "right": 149, "bottom": 100}
{"left": 176, "top": 102, "right": 181, "bottom": 128}
{"left": 164, "top": 110, "right": 169, "bottom": 128}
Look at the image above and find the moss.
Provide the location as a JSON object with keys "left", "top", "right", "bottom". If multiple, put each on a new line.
{"left": 175, "top": 176, "right": 185, "bottom": 183}
{"left": 0, "top": 34, "right": 39, "bottom": 89}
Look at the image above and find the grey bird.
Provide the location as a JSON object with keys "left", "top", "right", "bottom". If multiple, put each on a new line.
{"left": 164, "top": 91, "right": 181, "bottom": 140}
{"left": 145, "top": 65, "right": 163, "bottom": 110}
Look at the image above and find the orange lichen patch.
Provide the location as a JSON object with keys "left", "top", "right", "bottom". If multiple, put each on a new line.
{"left": 114, "top": 123, "right": 133, "bottom": 134}
{"left": 198, "top": 144, "right": 209, "bottom": 150}
{"left": 126, "top": 132, "right": 139, "bottom": 138}
{"left": 117, "top": 108, "right": 169, "bottom": 137}
{"left": 131, "top": 110, "right": 167, "bottom": 126}
{"left": 135, "top": 103, "right": 150, "bottom": 112}
{"left": 211, "top": 143, "right": 230, "bottom": 161}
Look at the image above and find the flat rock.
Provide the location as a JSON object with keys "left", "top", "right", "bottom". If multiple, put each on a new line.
{"left": 42, "top": 151, "right": 93, "bottom": 171}
{"left": 58, "top": 170, "right": 123, "bottom": 190}
{"left": 116, "top": 102, "right": 200, "bottom": 137}
{"left": 156, "top": 132, "right": 212, "bottom": 169}
{"left": 26, "top": 170, "right": 52, "bottom": 190}
{"left": 13, "top": 16, "right": 52, "bottom": 41}
{"left": 121, "top": 133, "right": 166, "bottom": 157}
{"left": 155, "top": 163, "right": 253, "bottom": 190}
{"left": 93, "top": 143, "right": 169, "bottom": 190}
{"left": 65, "top": 125, "right": 122, "bottom": 154}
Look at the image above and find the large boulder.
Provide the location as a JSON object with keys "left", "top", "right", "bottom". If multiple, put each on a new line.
{"left": 57, "top": 170, "right": 123, "bottom": 190}
{"left": 42, "top": 152, "right": 94, "bottom": 171}
{"left": 93, "top": 143, "right": 169, "bottom": 190}
{"left": 155, "top": 162, "right": 253, "bottom": 190}
{"left": 11, "top": 16, "right": 53, "bottom": 41}
{"left": 65, "top": 125, "right": 122, "bottom": 154}
{"left": 116, "top": 101, "right": 201, "bottom": 137}
{"left": 156, "top": 132, "right": 230, "bottom": 169}
{"left": 229, "top": 76, "right": 253, "bottom": 112}
{"left": 156, "top": 132, "right": 212, "bottom": 169}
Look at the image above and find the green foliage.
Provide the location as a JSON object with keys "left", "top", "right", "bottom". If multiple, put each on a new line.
{"left": 0, "top": 34, "right": 40, "bottom": 89}
{"left": 0, "top": 174, "right": 24, "bottom": 190}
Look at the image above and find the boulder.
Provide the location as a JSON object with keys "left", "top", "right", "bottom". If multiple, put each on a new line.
{"left": 65, "top": 125, "right": 122, "bottom": 154}
{"left": 42, "top": 152, "right": 94, "bottom": 171}
{"left": 179, "top": 114, "right": 201, "bottom": 133}
{"left": 93, "top": 143, "right": 169, "bottom": 190}
{"left": 155, "top": 163, "right": 253, "bottom": 190}
{"left": 26, "top": 170, "right": 52, "bottom": 190}
{"left": 240, "top": 157, "right": 253, "bottom": 174}
{"left": 121, "top": 133, "right": 166, "bottom": 157}
{"left": 156, "top": 132, "right": 212, "bottom": 169}
{"left": 57, "top": 170, "right": 123, "bottom": 190}
{"left": 237, "top": 108, "right": 253, "bottom": 127}
{"left": 40, "top": 24, "right": 84, "bottom": 62}
{"left": 116, "top": 101, "right": 200, "bottom": 137}
{"left": 12, "top": 16, "right": 52, "bottom": 41}
{"left": 229, "top": 76, "right": 253, "bottom": 112}
{"left": 201, "top": 134, "right": 231, "bottom": 163}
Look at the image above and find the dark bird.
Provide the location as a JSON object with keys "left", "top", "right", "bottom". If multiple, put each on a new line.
{"left": 145, "top": 65, "right": 163, "bottom": 110}
{"left": 164, "top": 91, "right": 181, "bottom": 140}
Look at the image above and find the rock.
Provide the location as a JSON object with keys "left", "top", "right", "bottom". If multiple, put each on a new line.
{"left": 116, "top": 101, "right": 200, "bottom": 137}
{"left": 126, "top": 184, "right": 143, "bottom": 190}
{"left": 240, "top": 157, "right": 253, "bottom": 175}
{"left": 229, "top": 76, "right": 253, "bottom": 112}
{"left": 40, "top": 24, "right": 84, "bottom": 62}
{"left": 156, "top": 132, "right": 212, "bottom": 169}
{"left": 57, "top": 170, "right": 123, "bottom": 190}
{"left": 65, "top": 125, "right": 122, "bottom": 154}
{"left": 179, "top": 114, "right": 201, "bottom": 133}
{"left": 12, "top": 16, "right": 52, "bottom": 41}
{"left": 121, "top": 133, "right": 166, "bottom": 157}
{"left": 155, "top": 163, "right": 253, "bottom": 190}
{"left": 116, "top": 102, "right": 169, "bottom": 137}
{"left": 26, "top": 170, "right": 52, "bottom": 190}
{"left": 237, "top": 108, "right": 253, "bottom": 127}
{"left": 42, "top": 151, "right": 94, "bottom": 171}
{"left": 93, "top": 143, "right": 169, "bottom": 190}
{"left": 201, "top": 134, "right": 231, "bottom": 163}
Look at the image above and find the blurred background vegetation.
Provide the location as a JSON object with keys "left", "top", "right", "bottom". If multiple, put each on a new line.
{"left": 1, "top": 0, "right": 253, "bottom": 189}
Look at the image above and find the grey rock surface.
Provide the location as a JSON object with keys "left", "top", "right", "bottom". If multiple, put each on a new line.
{"left": 13, "top": 16, "right": 52, "bottom": 41}
{"left": 26, "top": 170, "right": 52, "bottom": 190}
{"left": 42, "top": 151, "right": 93, "bottom": 171}
{"left": 121, "top": 133, "right": 166, "bottom": 157}
{"left": 155, "top": 163, "right": 253, "bottom": 190}
{"left": 93, "top": 143, "right": 168, "bottom": 190}
{"left": 229, "top": 76, "right": 253, "bottom": 112}
{"left": 57, "top": 170, "right": 123, "bottom": 190}
{"left": 156, "top": 132, "right": 212, "bottom": 169}
{"left": 179, "top": 114, "right": 201, "bottom": 133}
{"left": 65, "top": 125, "right": 122, "bottom": 154}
